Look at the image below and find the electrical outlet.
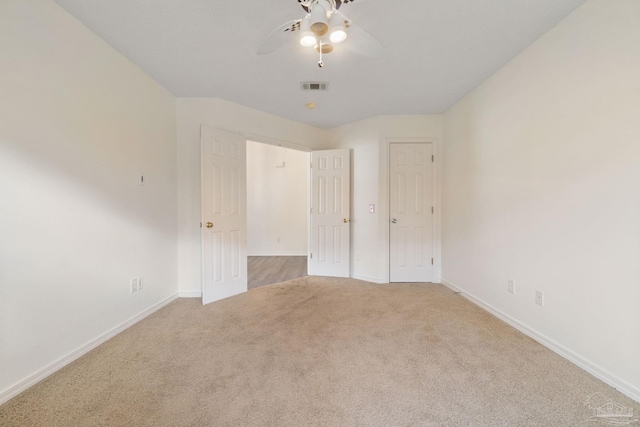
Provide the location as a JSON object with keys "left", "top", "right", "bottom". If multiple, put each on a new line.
{"left": 508, "top": 279, "right": 515, "bottom": 295}
{"left": 130, "top": 278, "right": 138, "bottom": 293}
{"left": 535, "top": 290, "right": 544, "bottom": 306}
{"left": 138, "top": 277, "right": 144, "bottom": 290}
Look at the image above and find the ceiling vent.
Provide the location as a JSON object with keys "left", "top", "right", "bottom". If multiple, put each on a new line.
{"left": 301, "top": 82, "right": 329, "bottom": 91}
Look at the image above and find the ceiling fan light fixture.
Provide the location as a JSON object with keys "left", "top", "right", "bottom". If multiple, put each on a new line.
{"left": 300, "top": 31, "right": 317, "bottom": 47}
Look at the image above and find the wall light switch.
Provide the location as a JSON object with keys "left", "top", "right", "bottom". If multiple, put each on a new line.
{"left": 369, "top": 204, "right": 375, "bottom": 213}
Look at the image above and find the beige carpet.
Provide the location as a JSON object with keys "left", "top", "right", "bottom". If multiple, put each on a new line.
{"left": 1, "top": 277, "right": 638, "bottom": 426}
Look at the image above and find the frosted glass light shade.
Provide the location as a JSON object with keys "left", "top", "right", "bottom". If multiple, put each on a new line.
{"left": 330, "top": 27, "right": 347, "bottom": 43}
{"left": 300, "top": 31, "right": 317, "bottom": 47}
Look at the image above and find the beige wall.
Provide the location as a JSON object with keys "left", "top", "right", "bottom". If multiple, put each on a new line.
{"left": 442, "top": 0, "right": 640, "bottom": 399}
{"left": 0, "top": 0, "right": 178, "bottom": 401}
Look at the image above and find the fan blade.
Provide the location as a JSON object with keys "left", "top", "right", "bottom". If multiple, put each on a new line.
{"left": 257, "top": 19, "right": 302, "bottom": 55}
{"left": 336, "top": 11, "right": 383, "bottom": 58}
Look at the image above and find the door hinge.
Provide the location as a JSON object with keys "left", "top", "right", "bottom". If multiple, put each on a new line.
{"left": 431, "top": 258, "right": 434, "bottom": 265}
{"left": 199, "top": 222, "right": 202, "bottom": 228}
{"left": 310, "top": 208, "right": 312, "bottom": 213}
{"left": 431, "top": 206, "right": 434, "bottom": 214}
{"left": 432, "top": 155, "right": 434, "bottom": 162}
{"left": 310, "top": 253, "right": 313, "bottom": 259}
{"left": 310, "top": 163, "right": 313, "bottom": 168}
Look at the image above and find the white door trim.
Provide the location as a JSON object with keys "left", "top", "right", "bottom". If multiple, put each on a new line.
{"left": 381, "top": 137, "right": 441, "bottom": 283}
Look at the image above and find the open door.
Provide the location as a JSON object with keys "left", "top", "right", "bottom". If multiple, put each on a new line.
{"left": 309, "top": 149, "right": 350, "bottom": 278}
{"left": 201, "top": 125, "right": 247, "bottom": 304}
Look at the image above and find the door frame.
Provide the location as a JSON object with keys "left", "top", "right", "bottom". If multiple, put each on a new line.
{"left": 382, "top": 137, "right": 441, "bottom": 283}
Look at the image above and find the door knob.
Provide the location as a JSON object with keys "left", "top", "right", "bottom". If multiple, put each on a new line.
{"left": 343, "top": 218, "right": 349, "bottom": 223}
{"left": 206, "top": 222, "right": 214, "bottom": 228}
{"left": 391, "top": 218, "right": 397, "bottom": 224}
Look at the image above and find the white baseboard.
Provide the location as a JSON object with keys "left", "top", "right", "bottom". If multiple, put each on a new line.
{"left": 441, "top": 280, "right": 462, "bottom": 293}
{"left": 178, "top": 290, "right": 202, "bottom": 298}
{"left": 247, "top": 252, "right": 307, "bottom": 256}
{"left": 441, "top": 279, "right": 640, "bottom": 404}
{"left": 0, "top": 293, "right": 179, "bottom": 405}
{"left": 351, "top": 276, "right": 444, "bottom": 285}
{"left": 352, "top": 274, "right": 387, "bottom": 284}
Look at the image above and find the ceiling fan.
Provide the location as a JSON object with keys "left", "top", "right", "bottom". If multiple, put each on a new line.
{"left": 257, "top": 0, "right": 383, "bottom": 67}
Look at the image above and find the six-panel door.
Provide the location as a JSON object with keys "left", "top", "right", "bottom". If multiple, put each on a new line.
{"left": 389, "top": 143, "right": 434, "bottom": 282}
{"left": 309, "top": 149, "right": 351, "bottom": 278}
{"left": 201, "top": 125, "right": 247, "bottom": 304}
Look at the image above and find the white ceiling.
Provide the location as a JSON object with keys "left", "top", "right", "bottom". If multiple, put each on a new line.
{"left": 53, "top": 0, "right": 586, "bottom": 129}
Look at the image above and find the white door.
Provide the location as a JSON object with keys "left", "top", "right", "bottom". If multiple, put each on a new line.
{"left": 201, "top": 125, "right": 247, "bottom": 304}
{"left": 389, "top": 143, "right": 434, "bottom": 282}
{"left": 309, "top": 149, "right": 350, "bottom": 277}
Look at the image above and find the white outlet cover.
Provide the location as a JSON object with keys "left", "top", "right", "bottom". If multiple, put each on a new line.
{"left": 535, "top": 290, "right": 544, "bottom": 306}
{"left": 508, "top": 279, "right": 515, "bottom": 294}
{"left": 138, "top": 277, "right": 144, "bottom": 290}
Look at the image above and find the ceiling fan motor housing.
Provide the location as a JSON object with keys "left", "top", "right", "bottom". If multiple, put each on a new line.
{"left": 299, "top": 0, "right": 343, "bottom": 14}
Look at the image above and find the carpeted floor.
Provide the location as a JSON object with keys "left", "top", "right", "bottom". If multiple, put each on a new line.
{"left": 1, "top": 277, "right": 638, "bottom": 426}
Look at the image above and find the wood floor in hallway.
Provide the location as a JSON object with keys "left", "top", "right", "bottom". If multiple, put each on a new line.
{"left": 248, "top": 256, "right": 307, "bottom": 290}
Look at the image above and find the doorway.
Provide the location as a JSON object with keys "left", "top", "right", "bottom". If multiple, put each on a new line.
{"left": 389, "top": 143, "right": 435, "bottom": 282}
{"left": 246, "top": 140, "right": 309, "bottom": 289}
